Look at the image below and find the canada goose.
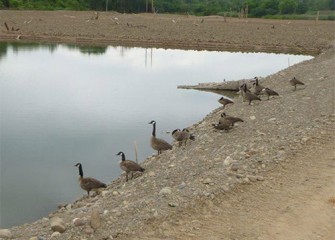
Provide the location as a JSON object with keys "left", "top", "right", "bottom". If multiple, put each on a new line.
{"left": 116, "top": 152, "right": 145, "bottom": 182}
{"left": 289, "top": 77, "right": 305, "bottom": 90}
{"left": 262, "top": 87, "right": 279, "bottom": 100}
{"left": 253, "top": 77, "right": 265, "bottom": 95}
{"left": 220, "top": 112, "right": 244, "bottom": 126}
{"left": 149, "top": 120, "right": 172, "bottom": 155}
{"left": 238, "top": 83, "right": 251, "bottom": 102}
{"left": 218, "top": 96, "right": 234, "bottom": 109}
{"left": 74, "top": 163, "right": 106, "bottom": 196}
{"left": 212, "top": 118, "right": 232, "bottom": 132}
{"left": 172, "top": 128, "right": 195, "bottom": 146}
{"left": 242, "top": 84, "right": 261, "bottom": 105}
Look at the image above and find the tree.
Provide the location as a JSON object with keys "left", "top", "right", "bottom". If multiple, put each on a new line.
{"left": 278, "top": 0, "right": 297, "bottom": 14}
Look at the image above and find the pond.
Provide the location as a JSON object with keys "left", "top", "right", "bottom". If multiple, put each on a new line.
{"left": 0, "top": 42, "right": 313, "bottom": 228}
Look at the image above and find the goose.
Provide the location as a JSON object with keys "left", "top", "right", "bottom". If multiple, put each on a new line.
{"left": 289, "top": 77, "right": 304, "bottom": 90}
{"left": 74, "top": 163, "right": 106, "bottom": 196}
{"left": 116, "top": 152, "right": 145, "bottom": 182}
{"left": 172, "top": 128, "right": 195, "bottom": 146}
{"left": 218, "top": 96, "right": 234, "bottom": 109}
{"left": 220, "top": 112, "right": 244, "bottom": 126}
{"left": 262, "top": 87, "right": 279, "bottom": 100}
{"left": 242, "top": 83, "right": 261, "bottom": 105}
{"left": 238, "top": 83, "right": 251, "bottom": 102}
{"left": 212, "top": 118, "right": 232, "bottom": 132}
{"left": 253, "top": 77, "right": 265, "bottom": 95}
{"left": 149, "top": 120, "right": 172, "bottom": 155}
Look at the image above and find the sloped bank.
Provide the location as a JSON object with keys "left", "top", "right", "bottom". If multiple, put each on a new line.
{"left": 4, "top": 44, "right": 334, "bottom": 239}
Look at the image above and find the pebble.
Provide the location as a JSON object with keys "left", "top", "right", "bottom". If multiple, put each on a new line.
{"left": 84, "top": 227, "right": 94, "bottom": 235}
{"left": 101, "top": 191, "right": 109, "bottom": 197}
{"left": 91, "top": 207, "right": 101, "bottom": 230}
{"left": 230, "top": 163, "right": 239, "bottom": 171}
{"left": 50, "top": 232, "right": 61, "bottom": 238}
{"left": 73, "top": 218, "right": 85, "bottom": 227}
{"left": 148, "top": 171, "right": 156, "bottom": 177}
{"left": 50, "top": 217, "right": 66, "bottom": 233}
{"left": 250, "top": 115, "right": 256, "bottom": 120}
{"left": 268, "top": 117, "right": 276, "bottom": 122}
{"left": 168, "top": 202, "right": 178, "bottom": 207}
{"left": 112, "top": 191, "right": 119, "bottom": 196}
{"left": 0, "top": 229, "right": 12, "bottom": 239}
{"left": 159, "top": 187, "right": 172, "bottom": 196}
{"left": 29, "top": 237, "right": 38, "bottom": 240}
{"left": 223, "top": 156, "right": 233, "bottom": 166}
{"left": 179, "top": 182, "right": 186, "bottom": 189}
{"left": 203, "top": 178, "right": 212, "bottom": 184}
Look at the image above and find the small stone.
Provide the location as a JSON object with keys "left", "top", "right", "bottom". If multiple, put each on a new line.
{"left": 223, "top": 156, "right": 233, "bottom": 166}
{"left": 230, "top": 163, "right": 239, "bottom": 171}
{"left": 168, "top": 202, "right": 178, "bottom": 207}
{"left": 250, "top": 115, "right": 256, "bottom": 120}
{"left": 101, "top": 191, "right": 109, "bottom": 197}
{"left": 153, "top": 211, "right": 159, "bottom": 217}
{"left": 66, "top": 204, "right": 72, "bottom": 210}
{"left": 148, "top": 171, "right": 156, "bottom": 177}
{"left": 203, "top": 178, "right": 212, "bottom": 184}
{"left": 179, "top": 182, "right": 186, "bottom": 189}
{"left": 90, "top": 207, "right": 101, "bottom": 230}
{"left": 73, "top": 218, "right": 85, "bottom": 227}
{"left": 84, "top": 227, "right": 94, "bottom": 235}
{"left": 159, "top": 187, "right": 172, "bottom": 196}
{"left": 50, "top": 217, "right": 66, "bottom": 233}
{"left": 0, "top": 229, "right": 12, "bottom": 239}
{"left": 29, "top": 237, "right": 38, "bottom": 240}
{"left": 257, "top": 176, "right": 264, "bottom": 181}
{"left": 268, "top": 118, "right": 276, "bottom": 122}
{"left": 50, "top": 232, "right": 61, "bottom": 238}
{"left": 112, "top": 191, "right": 119, "bottom": 196}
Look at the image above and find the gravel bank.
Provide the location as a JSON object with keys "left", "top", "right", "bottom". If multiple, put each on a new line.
{"left": 0, "top": 11, "right": 334, "bottom": 240}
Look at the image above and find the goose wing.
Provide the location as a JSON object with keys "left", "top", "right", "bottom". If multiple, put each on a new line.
{"left": 81, "top": 177, "right": 106, "bottom": 191}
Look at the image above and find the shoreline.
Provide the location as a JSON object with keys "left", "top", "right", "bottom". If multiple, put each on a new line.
{"left": 0, "top": 11, "right": 334, "bottom": 239}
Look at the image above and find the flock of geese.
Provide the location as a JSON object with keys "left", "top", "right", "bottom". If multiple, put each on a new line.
{"left": 74, "top": 76, "right": 305, "bottom": 196}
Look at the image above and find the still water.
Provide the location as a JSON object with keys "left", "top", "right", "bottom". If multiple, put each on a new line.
{"left": 0, "top": 42, "right": 312, "bottom": 227}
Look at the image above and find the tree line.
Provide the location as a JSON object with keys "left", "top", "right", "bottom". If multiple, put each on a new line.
{"left": 1, "top": 0, "right": 334, "bottom": 17}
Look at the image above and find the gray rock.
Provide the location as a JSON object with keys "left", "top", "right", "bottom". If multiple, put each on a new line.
{"left": 90, "top": 207, "right": 101, "bottom": 230}
{"left": 50, "top": 232, "right": 61, "bottom": 238}
{"left": 73, "top": 218, "right": 85, "bottom": 227}
{"left": 203, "top": 178, "right": 212, "bottom": 184}
{"left": 29, "top": 237, "right": 38, "bottom": 240}
{"left": 168, "top": 202, "right": 178, "bottom": 207}
{"left": 230, "top": 163, "right": 239, "bottom": 171}
{"left": 159, "top": 187, "right": 172, "bottom": 196}
{"left": 0, "top": 229, "right": 12, "bottom": 239}
{"left": 50, "top": 217, "right": 66, "bottom": 233}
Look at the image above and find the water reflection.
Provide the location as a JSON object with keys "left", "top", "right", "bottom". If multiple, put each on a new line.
{"left": 0, "top": 42, "right": 313, "bottom": 227}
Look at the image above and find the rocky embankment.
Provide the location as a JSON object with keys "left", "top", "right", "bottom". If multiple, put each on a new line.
{"left": 1, "top": 41, "right": 334, "bottom": 240}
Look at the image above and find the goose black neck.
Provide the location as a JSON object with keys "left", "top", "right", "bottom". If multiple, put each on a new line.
{"left": 121, "top": 152, "right": 126, "bottom": 161}
{"left": 255, "top": 78, "right": 259, "bottom": 85}
{"left": 152, "top": 122, "right": 156, "bottom": 137}
{"left": 78, "top": 164, "right": 83, "bottom": 178}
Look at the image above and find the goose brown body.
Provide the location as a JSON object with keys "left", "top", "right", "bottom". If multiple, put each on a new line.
{"left": 74, "top": 163, "right": 106, "bottom": 196}
{"left": 212, "top": 118, "right": 233, "bottom": 131}
{"left": 172, "top": 128, "right": 195, "bottom": 146}
{"left": 253, "top": 77, "right": 265, "bottom": 95}
{"left": 116, "top": 152, "right": 144, "bottom": 182}
{"left": 218, "top": 96, "right": 234, "bottom": 109}
{"left": 220, "top": 113, "right": 244, "bottom": 126}
{"left": 242, "top": 84, "right": 261, "bottom": 105}
{"left": 289, "top": 77, "right": 305, "bottom": 90}
{"left": 149, "top": 120, "right": 172, "bottom": 155}
{"left": 262, "top": 87, "right": 279, "bottom": 100}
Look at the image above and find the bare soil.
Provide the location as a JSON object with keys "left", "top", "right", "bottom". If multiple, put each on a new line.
{"left": 1, "top": 10, "right": 335, "bottom": 54}
{"left": 0, "top": 10, "right": 334, "bottom": 240}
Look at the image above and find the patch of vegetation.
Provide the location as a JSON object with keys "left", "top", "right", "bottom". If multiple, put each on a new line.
{"left": 1, "top": 0, "right": 334, "bottom": 20}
